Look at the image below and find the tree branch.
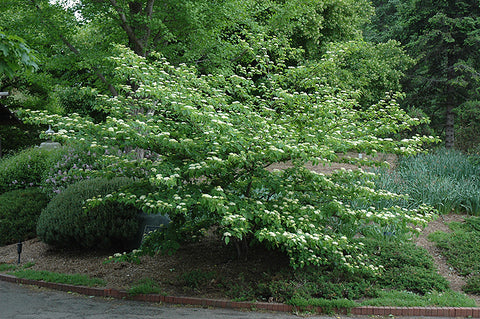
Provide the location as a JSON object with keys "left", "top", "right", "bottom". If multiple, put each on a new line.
{"left": 109, "top": 0, "right": 146, "bottom": 56}
{"left": 29, "top": 0, "right": 118, "bottom": 96}
{"left": 142, "top": 0, "right": 155, "bottom": 52}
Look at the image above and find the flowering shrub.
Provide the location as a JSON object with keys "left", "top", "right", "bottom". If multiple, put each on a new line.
{"left": 22, "top": 39, "right": 438, "bottom": 273}
{"left": 0, "top": 147, "right": 62, "bottom": 194}
{"left": 39, "top": 145, "right": 99, "bottom": 197}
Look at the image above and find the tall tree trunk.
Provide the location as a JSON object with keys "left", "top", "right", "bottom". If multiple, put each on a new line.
{"left": 445, "top": 57, "right": 456, "bottom": 149}
{"left": 445, "top": 102, "right": 455, "bottom": 149}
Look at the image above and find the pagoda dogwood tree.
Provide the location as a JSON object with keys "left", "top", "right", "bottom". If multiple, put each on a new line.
{"left": 22, "top": 41, "right": 437, "bottom": 273}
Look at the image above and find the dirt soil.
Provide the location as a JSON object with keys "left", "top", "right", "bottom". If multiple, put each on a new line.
{"left": 1, "top": 154, "right": 478, "bottom": 304}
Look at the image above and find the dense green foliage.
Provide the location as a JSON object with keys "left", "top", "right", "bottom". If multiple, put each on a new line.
{"left": 0, "top": 28, "right": 38, "bottom": 78}
{"left": 0, "top": 188, "right": 49, "bottom": 245}
{"left": 428, "top": 216, "right": 480, "bottom": 294}
{"left": 0, "top": 147, "right": 62, "bottom": 194}
{"left": 363, "top": 238, "right": 449, "bottom": 294}
{"left": 365, "top": 0, "right": 480, "bottom": 149}
{"left": 374, "top": 148, "right": 480, "bottom": 214}
{"left": 37, "top": 177, "right": 141, "bottom": 250}
{"left": 22, "top": 42, "right": 437, "bottom": 272}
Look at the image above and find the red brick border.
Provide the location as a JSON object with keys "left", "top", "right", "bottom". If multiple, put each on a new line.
{"left": 0, "top": 273, "right": 478, "bottom": 317}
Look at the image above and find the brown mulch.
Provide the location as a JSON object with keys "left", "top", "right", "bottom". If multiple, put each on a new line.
{"left": 0, "top": 235, "right": 290, "bottom": 300}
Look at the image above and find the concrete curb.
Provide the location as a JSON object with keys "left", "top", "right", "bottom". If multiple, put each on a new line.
{"left": 1, "top": 273, "right": 479, "bottom": 317}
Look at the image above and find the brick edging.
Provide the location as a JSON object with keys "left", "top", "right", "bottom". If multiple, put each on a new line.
{"left": 1, "top": 273, "right": 478, "bottom": 317}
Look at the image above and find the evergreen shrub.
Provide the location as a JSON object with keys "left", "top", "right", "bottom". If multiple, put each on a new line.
{"left": 363, "top": 238, "right": 449, "bottom": 294}
{"left": 37, "top": 177, "right": 141, "bottom": 250}
{"left": 0, "top": 188, "right": 49, "bottom": 246}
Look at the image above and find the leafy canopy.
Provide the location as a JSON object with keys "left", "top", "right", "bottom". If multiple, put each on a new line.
{"left": 21, "top": 36, "right": 437, "bottom": 272}
{"left": 0, "top": 29, "right": 38, "bottom": 78}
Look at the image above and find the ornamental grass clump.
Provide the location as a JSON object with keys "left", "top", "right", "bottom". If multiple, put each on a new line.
{"left": 22, "top": 41, "right": 438, "bottom": 273}
{"left": 37, "top": 177, "right": 141, "bottom": 250}
{"left": 374, "top": 148, "right": 480, "bottom": 215}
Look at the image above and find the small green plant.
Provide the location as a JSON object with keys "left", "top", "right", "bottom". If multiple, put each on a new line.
{"left": 463, "top": 275, "right": 480, "bottom": 295}
{"left": 140, "top": 227, "right": 180, "bottom": 257}
{"left": 22, "top": 262, "right": 35, "bottom": 269}
{"left": 179, "top": 270, "right": 216, "bottom": 290}
{"left": 0, "top": 263, "right": 17, "bottom": 272}
{"left": 361, "top": 290, "right": 476, "bottom": 307}
{"left": 104, "top": 250, "right": 142, "bottom": 264}
{"left": 128, "top": 278, "right": 163, "bottom": 296}
{"left": 9, "top": 269, "right": 105, "bottom": 287}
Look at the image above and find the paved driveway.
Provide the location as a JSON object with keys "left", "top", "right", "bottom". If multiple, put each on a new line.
{"left": 0, "top": 280, "right": 338, "bottom": 319}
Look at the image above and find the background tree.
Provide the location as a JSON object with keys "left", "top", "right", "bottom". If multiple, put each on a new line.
{"left": 0, "top": 29, "right": 38, "bottom": 78}
{"left": 365, "top": 0, "right": 480, "bottom": 150}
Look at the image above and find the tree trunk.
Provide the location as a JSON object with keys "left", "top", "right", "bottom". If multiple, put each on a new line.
{"left": 445, "top": 103, "right": 455, "bottom": 149}
{"left": 445, "top": 53, "right": 456, "bottom": 149}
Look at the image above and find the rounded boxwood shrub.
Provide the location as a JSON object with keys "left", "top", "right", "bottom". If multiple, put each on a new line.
{"left": 37, "top": 177, "right": 141, "bottom": 250}
{"left": 0, "top": 188, "right": 49, "bottom": 246}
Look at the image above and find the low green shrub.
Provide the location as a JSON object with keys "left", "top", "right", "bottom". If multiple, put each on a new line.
{"left": 464, "top": 275, "right": 480, "bottom": 295}
{"left": 0, "top": 147, "right": 62, "bottom": 194}
{"left": 428, "top": 220, "right": 480, "bottom": 276}
{"left": 0, "top": 188, "right": 49, "bottom": 246}
{"left": 37, "top": 177, "right": 141, "bottom": 250}
{"left": 128, "top": 278, "right": 163, "bottom": 296}
{"left": 363, "top": 238, "right": 449, "bottom": 294}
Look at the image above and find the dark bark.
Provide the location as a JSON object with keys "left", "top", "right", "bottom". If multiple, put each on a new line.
{"left": 445, "top": 54, "right": 457, "bottom": 149}
{"left": 445, "top": 102, "right": 455, "bottom": 149}
{"left": 109, "top": 0, "right": 155, "bottom": 57}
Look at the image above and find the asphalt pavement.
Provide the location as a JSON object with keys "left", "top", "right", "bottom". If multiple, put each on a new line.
{"left": 0, "top": 280, "right": 340, "bottom": 319}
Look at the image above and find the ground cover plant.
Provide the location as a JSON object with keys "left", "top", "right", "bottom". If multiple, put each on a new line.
{"left": 8, "top": 269, "right": 106, "bottom": 287}
{"left": 429, "top": 216, "right": 480, "bottom": 294}
{"left": 1, "top": 231, "right": 477, "bottom": 308}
